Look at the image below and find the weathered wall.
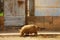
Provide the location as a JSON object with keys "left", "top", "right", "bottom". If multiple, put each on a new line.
{"left": 35, "top": 0, "right": 60, "bottom": 16}
{"left": 27, "top": 16, "right": 60, "bottom": 31}
{"left": 4, "top": 0, "right": 25, "bottom": 26}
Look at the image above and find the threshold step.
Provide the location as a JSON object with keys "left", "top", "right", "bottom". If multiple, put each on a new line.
{"left": 0, "top": 32, "right": 60, "bottom": 36}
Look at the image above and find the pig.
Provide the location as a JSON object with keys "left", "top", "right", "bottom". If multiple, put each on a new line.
{"left": 19, "top": 24, "right": 39, "bottom": 36}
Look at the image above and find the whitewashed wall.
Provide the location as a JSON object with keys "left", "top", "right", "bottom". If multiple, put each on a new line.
{"left": 4, "top": 0, "right": 25, "bottom": 26}
{"left": 35, "top": 0, "right": 60, "bottom": 16}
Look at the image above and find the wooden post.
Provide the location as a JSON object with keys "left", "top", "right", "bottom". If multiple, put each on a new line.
{"left": 25, "top": 0, "right": 28, "bottom": 25}
{"left": 25, "top": 0, "right": 35, "bottom": 25}
{"left": 0, "top": 16, "right": 4, "bottom": 31}
{"left": 29, "top": 0, "right": 35, "bottom": 16}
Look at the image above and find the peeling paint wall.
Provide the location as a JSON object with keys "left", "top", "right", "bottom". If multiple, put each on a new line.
{"left": 4, "top": 0, "right": 25, "bottom": 26}
{"left": 35, "top": 0, "right": 60, "bottom": 16}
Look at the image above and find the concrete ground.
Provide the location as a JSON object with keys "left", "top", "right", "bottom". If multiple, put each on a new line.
{"left": 0, "top": 35, "right": 60, "bottom": 40}
{"left": 0, "top": 32, "right": 60, "bottom": 40}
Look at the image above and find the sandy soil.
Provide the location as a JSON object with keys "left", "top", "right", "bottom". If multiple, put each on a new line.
{"left": 0, "top": 35, "right": 60, "bottom": 40}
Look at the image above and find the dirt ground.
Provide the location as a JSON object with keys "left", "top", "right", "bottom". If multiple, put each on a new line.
{"left": 0, "top": 35, "right": 60, "bottom": 40}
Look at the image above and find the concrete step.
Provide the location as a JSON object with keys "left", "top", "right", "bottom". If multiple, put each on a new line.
{"left": 0, "top": 33, "right": 20, "bottom": 36}
{"left": 0, "top": 32, "right": 60, "bottom": 36}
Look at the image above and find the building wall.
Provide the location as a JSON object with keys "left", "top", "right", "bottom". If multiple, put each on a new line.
{"left": 35, "top": 0, "right": 60, "bottom": 16}
{"left": 4, "top": 0, "right": 25, "bottom": 26}
{"left": 27, "top": 16, "right": 60, "bottom": 31}
{"left": 27, "top": 0, "right": 60, "bottom": 31}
